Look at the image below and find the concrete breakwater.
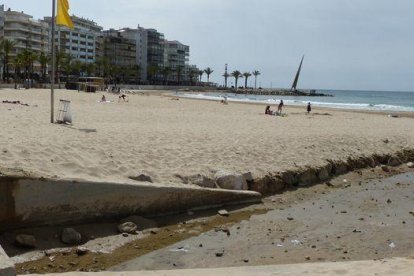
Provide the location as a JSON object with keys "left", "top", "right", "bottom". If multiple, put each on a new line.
{"left": 0, "top": 178, "right": 260, "bottom": 231}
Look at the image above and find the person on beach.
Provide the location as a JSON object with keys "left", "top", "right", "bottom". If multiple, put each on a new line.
{"left": 307, "top": 102, "right": 312, "bottom": 113}
{"left": 265, "top": 105, "right": 273, "bottom": 115}
{"left": 119, "top": 94, "right": 128, "bottom": 102}
{"left": 101, "top": 95, "right": 106, "bottom": 102}
{"left": 221, "top": 96, "right": 228, "bottom": 105}
{"left": 277, "top": 100, "right": 284, "bottom": 115}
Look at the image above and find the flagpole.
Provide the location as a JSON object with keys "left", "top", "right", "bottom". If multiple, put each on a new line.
{"left": 50, "top": 0, "right": 56, "bottom": 123}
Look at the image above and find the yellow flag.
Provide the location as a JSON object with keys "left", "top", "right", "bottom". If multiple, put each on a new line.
{"left": 56, "top": 0, "right": 74, "bottom": 29}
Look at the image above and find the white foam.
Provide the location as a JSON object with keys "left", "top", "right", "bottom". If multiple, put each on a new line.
{"left": 179, "top": 93, "right": 414, "bottom": 112}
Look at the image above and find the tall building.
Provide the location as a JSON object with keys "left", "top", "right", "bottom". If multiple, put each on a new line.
{"left": 163, "top": 40, "right": 189, "bottom": 82}
{"left": 0, "top": 5, "right": 49, "bottom": 59}
{"left": 99, "top": 29, "right": 138, "bottom": 82}
{"left": 43, "top": 15, "right": 102, "bottom": 63}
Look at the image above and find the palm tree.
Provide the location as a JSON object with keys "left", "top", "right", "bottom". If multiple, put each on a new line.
{"left": 243, "top": 72, "right": 252, "bottom": 88}
{"left": 38, "top": 52, "right": 50, "bottom": 83}
{"left": 21, "top": 49, "right": 37, "bottom": 81}
{"left": 198, "top": 70, "right": 204, "bottom": 82}
{"left": 189, "top": 68, "right": 197, "bottom": 85}
{"left": 147, "top": 65, "right": 159, "bottom": 84}
{"left": 1, "top": 39, "right": 15, "bottom": 83}
{"left": 60, "top": 53, "right": 73, "bottom": 82}
{"left": 85, "top": 62, "right": 95, "bottom": 77}
{"left": 223, "top": 72, "right": 230, "bottom": 88}
{"left": 252, "top": 70, "right": 261, "bottom": 89}
{"left": 132, "top": 64, "right": 141, "bottom": 84}
{"left": 13, "top": 53, "right": 24, "bottom": 89}
{"left": 161, "top": 66, "right": 172, "bottom": 84}
{"left": 71, "top": 60, "right": 83, "bottom": 77}
{"left": 176, "top": 65, "right": 184, "bottom": 85}
{"left": 204, "top": 67, "right": 214, "bottom": 84}
{"left": 55, "top": 50, "right": 68, "bottom": 87}
{"left": 231, "top": 70, "right": 242, "bottom": 89}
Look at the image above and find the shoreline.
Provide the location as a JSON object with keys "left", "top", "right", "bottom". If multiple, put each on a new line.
{"left": 176, "top": 92, "right": 414, "bottom": 118}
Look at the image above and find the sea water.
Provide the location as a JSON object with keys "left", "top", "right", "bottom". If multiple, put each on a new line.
{"left": 180, "top": 90, "right": 414, "bottom": 112}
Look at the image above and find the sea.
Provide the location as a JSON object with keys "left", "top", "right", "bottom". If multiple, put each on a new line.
{"left": 179, "top": 90, "right": 414, "bottom": 112}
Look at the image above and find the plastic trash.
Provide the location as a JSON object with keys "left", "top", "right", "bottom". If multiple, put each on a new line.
{"left": 291, "top": 240, "right": 302, "bottom": 246}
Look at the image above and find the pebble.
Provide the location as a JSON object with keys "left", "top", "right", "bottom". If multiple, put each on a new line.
{"left": 218, "top": 209, "right": 229, "bottom": 217}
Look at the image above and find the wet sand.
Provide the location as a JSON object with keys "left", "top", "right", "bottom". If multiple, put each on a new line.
{"left": 112, "top": 166, "right": 414, "bottom": 271}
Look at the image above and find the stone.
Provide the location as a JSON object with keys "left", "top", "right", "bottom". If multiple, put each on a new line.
{"left": 383, "top": 139, "right": 390, "bottom": 144}
{"left": 61, "top": 228, "right": 82, "bottom": 245}
{"left": 117, "top": 222, "right": 138, "bottom": 234}
{"left": 15, "top": 234, "right": 36, "bottom": 248}
{"left": 215, "top": 252, "right": 224, "bottom": 257}
{"left": 120, "top": 216, "right": 158, "bottom": 231}
{"left": 388, "top": 157, "right": 401, "bottom": 167}
{"left": 407, "top": 162, "right": 414, "bottom": 168}
{"left": 187, "top": 174, "right": 216, "bottom": 188}
{"left": 215, "top": 171, "right": 248, "bottom": 190}
{"left": 242, "top": 172, "right": 254, "bottom": 182}
{"left": 76, "top": 247, "right": 89, "bottom": 256}
{"left": 218, "top": 209, "right": 229, "bottom": 216}
{"left": 381, "top": 165, "right": 390, "bottom": 172}
{"left": 129, "top": 174, "right": 153, "bottom": 183}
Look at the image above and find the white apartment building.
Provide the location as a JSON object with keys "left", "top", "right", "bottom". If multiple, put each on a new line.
{"left": 43, "top": 15, "right": 102, "bottom": 63}
{"left": 0, "top": 5, "right": 49, "bottom": 58}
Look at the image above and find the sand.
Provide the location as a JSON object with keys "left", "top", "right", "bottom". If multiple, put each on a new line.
{"left": 0, "top": 88, "right": 413, "bottom": 184}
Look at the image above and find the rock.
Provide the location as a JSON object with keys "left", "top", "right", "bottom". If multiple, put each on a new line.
{"left": 150, "top": 229, "right": 159, "bottom": 235}
{"left": 383, "top": 139, "right": 390, "bottom": 144}
{"left": 129, "top": 174, "right": 153, "bottom": 183}
{"left": 117, "top": 222, "right": 138, "bottom": 234}
{"left": 287, "top": 217, "right": 294, "bottom": 221}
{"left": 61, "top": 228, "right": 82, "bottom": 245}
{"left": 122, "top": 233, "right": 129, "bottom": 237}
{"left": 76, "top": 247, "right": 89, "bottom": 256}
{"left": 407, "top": 162, "right": 414, "bottom": 168}
{"left": 387, "top": 199, "right": 392, "bottom": 204}
{"left": 120, "top": 216, "right": 157, "bottom": 231}
{"left": 187, "top": 174, "right": 216, "bottom": 188}
{"left": 388, "top": 157, "right": 401, "bottom": 167}
{"left": 15, "top": 234, "right": 36, "bottom": 248}
{"left": 218, "top": 209, "right": 229, "bottom": 217}
{"left": 215, "top": 171, "right": 248, "bottom": 190}
{"left": 242, "top": 172, "right": 254, "bottom": 182}
{"left": 215, "top": 252, "right": 224, "bottom": 257}
{"left": 381, "top": 165, "right": 390, "bottom": 172}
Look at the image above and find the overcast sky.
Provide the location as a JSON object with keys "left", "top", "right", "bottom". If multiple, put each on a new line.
{"left": 3, "top": 0, "right": 414, "bottom": 91}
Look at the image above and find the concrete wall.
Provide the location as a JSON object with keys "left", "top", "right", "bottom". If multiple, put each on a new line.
{"left": 0, "top": 245, "right": 15, "bottom": 276}
{"left": 0, "top": 177, "right": 261, "bottom": 231}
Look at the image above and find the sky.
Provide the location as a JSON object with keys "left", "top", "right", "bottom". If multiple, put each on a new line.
{"left": 3, "top": 0, "right": 414, "bottom": 91}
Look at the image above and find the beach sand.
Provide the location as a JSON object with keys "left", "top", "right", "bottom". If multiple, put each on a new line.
{"left": 0, "top": 88, "right": 413, "bottom": 185}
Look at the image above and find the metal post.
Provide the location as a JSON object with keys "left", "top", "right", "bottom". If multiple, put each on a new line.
{"left": 50, "top": 0, "right": 56, "bottom": 123}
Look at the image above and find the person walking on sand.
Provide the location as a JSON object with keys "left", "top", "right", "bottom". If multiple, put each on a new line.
{"left": 307, "top": 102, "right": 312, "bottom": 113}
{"left": 277, "top": 100, "right": 284, "bottom": 115}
